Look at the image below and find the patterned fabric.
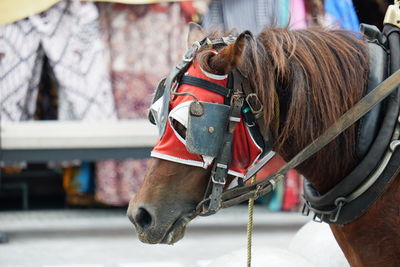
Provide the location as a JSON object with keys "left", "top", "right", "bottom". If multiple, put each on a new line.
{"left": 0, "top": 1, "right": 116, "bottom": 122}
{"left": 202, "top": 0, "right": 278, "bottom": 34}
{"left": 95, "top": 3, "right": 188, "bottom": 206}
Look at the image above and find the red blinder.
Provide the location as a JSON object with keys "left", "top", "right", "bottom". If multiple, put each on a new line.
{"left": 151, "top": 61, "right": 262, "bottom": 178}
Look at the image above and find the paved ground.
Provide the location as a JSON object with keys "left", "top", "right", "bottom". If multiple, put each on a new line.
{"left": 0, "top": 206, "right": 310, "bottom": 267}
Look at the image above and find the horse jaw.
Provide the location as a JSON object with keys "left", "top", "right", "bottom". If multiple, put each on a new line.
{"left": 127, "top": 158, "right": 210, "bottom": 244}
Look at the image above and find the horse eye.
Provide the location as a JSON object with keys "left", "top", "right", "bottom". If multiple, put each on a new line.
{"left": 171, "top": 119, "right": 187, "bottom": 139}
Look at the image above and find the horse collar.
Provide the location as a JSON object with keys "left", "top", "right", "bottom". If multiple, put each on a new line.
{"left": 303, "top": 24, "right": 400, "bottom": 225}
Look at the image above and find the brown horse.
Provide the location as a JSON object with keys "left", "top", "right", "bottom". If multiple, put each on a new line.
{"left": 128, "top": 24, "right": 400, "bottom": 266}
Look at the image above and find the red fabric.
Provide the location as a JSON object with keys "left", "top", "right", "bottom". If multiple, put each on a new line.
{"left": 282, "top": 169, "right": 301, "bottom": 211}
{"left": 152, "top": 61, "right": 262, "bottom": 176}
{"left": 254, "top": 156, "right": 286, "bottom": 181}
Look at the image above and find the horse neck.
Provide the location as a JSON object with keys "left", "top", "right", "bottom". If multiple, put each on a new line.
{"left": 256, "top": 28, "right": 369, "bottom": 194}
{"left": 273, "top": 71, "right": 362, "bottom": 194}
{"left": 260, "top": 29, "right": 400, "bottom": 265}
{"left": 274, "top": 62, "right": 400, "bottom": 267}
{"left": 330, "top": 175, "right": 400, "bottom": 266}
{"left": 274, "top": 91, "right": 359, "bottom": 194}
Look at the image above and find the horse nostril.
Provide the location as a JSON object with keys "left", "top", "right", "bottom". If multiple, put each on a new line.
{"left": 135, "top": 207, "right": 153, "bottom": 231}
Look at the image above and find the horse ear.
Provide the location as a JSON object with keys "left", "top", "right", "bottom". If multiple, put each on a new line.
{"left": 211, "top": 30, "right": 252, "bottom": 74}
{"left": 187, "top": 22, "right": 205, "bottom": 49}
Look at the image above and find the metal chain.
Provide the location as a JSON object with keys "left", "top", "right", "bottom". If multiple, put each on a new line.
{"left": 246, "top": 175, "right": 257, "bottom": 267}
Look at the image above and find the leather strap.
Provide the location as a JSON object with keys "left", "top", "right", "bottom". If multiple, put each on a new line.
{"left": 200, "top": 69, "right": 244, "bottom": 215}
{"left": 234, "top": 70, "right": 268, "bottom": 139}
{"left": 180, "top": 75, "right": 231, "bottom": 97}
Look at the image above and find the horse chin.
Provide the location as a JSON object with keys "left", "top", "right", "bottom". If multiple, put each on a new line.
{"left": 160, "top": 214, "right": 193, "bottom": 245}
{"left": 135, "top": 212, "right": 195, "bottom": 245}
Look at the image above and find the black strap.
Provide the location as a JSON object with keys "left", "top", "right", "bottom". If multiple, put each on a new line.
{"left": 199, "top": 70, "right": 244, "bottom": 216}
{"left": 181, "top": 75, "right": 231, "bottom": 98}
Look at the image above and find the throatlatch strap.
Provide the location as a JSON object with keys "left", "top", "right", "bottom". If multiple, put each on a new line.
{"left": 181, "top": 76, "right": 231, "bottom": 97}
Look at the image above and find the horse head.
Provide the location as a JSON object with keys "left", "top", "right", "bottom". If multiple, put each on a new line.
{"left": 127, "top": 23, "right": 267, "bottom": 244}
{"left": 128, "top": 23, "right": 371, "bottom": 246}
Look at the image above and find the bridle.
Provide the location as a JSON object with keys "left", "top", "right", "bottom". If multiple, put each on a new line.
{"left": 149, "top": 26, "right": 400, "bottom": 224}
{"left": 149, "top": 33, "right": 276, "bottom": 215}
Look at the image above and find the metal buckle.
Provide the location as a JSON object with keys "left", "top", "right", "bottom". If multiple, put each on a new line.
{"left": 302, "top": 203, "right": 310, "bottom": 216}
{"left": 330, "top": 198, "right": 346, "bottom": 223}
{"left": 302, "top": 197, "right": 346, "bottom": 223}
{"left": 183, "top": 41, "right": 201, "bottom": 62}
{"left": 211, "top": 174, "right": 226, "bottom": 185}
{"left": 313, "top": 213, "right": 324, "bottom": 223}
{"left": 230, "top": 93, "right": 244, "bottom": 106}
{"left": 253, "top": 185, "right": 262, "bottom": 199}
{"left": 222, "top": 36, "right": 237, "bottom": 45}
{"left": 390, "top": 139, "right": 400, "bottom": 152}
{"left": 205, "top": 38, "right": 213, "bottom": 48}
{"left": 246, "top": 93, "right": 263, "bottom": 117}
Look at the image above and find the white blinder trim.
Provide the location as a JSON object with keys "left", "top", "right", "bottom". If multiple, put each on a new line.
{"left": 167, "top": 101, "right": 216, "bottom": 169}
{"left": 168, "top": 101, "right": 191, "bottom": 144}
{"left": 200, "top": 66, "right": 228, "bottom": 80}
{"left": 149, "top": 96, "right": 164, "bottom": 132}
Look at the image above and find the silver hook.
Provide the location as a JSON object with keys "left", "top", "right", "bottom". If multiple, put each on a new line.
{"left": 171, "top": 91, "right": 200, "bottom": 102}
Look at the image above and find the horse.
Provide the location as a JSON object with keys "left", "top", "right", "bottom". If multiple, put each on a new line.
{"left": 127, "top": 22, "right": 400, "bottom": 266}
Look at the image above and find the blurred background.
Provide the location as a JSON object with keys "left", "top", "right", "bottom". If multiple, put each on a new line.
{"left": 0, "top": 0, "right": 393, "bottom": 266}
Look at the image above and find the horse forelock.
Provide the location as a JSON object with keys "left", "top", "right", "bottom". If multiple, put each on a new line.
{"left": 197, "top": 27, "right": 370, "bottom": 193}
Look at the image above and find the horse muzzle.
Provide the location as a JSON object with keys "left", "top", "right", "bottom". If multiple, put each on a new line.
{"left": 127, "top": 202, "right": 196, "bottom": 245}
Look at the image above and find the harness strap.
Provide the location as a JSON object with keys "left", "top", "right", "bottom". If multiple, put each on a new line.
{"left": 233, "top": 69, "right": 275, "bottom": 152}
{"left": 234, "top": 70, "right": 267, "bottom": 137}
{"left": 156, "top": 60, "right": 191, "bottom": 136}
{"left": 200, "top": 69, "right": 245, "bottom": 215}
{"left": 180, "top": 75, "right": 231, "bottom": 97}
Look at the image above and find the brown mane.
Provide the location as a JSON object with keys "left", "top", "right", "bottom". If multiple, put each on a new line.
{"left": 197, "top": 27, "right": 370, "bottom": 193}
